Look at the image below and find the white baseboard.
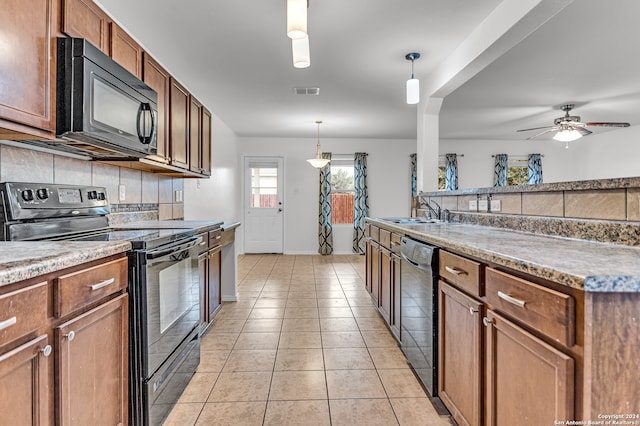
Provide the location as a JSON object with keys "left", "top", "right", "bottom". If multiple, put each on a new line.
{"left": 221, "top": 294, "right": 239, "bottom": 302}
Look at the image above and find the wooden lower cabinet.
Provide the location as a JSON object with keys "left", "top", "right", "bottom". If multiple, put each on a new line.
{"left": 390, "top": 253, "right": 401, "bottom": 340}
{"left": 485, "top": 309, "right": 574, "bottom": 426}
{"left": 379, "top": 247, "right": 392, "bottom": 323}
{"left": 0, "top": 334, "right": 51, "bottom": 425}
{"left": 207, "top": 248, "right": 222, "bottom": 321}
{"left": 439, "top": 281, "right": 483, "bottom": 426}
{"left": 368, "top": 241, "right": 380, "bottom": 306}
{"left": 55, "top": 294, "right": 128, "bottom": 426}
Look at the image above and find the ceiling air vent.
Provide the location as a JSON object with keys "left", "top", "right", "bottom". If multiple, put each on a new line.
{"left": 293, "top": 87, "right": 320, "bottom": 96}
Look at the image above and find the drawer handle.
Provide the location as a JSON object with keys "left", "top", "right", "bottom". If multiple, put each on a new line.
{"left": 212, "top": 235, "right": 222, "bottom": 240}
{"left": 90, "top": 277, "right": 116, "bottom": 291}
{"left": 498, "top": 291, "right": 526, "bottom": 308}
{"left": 199, "top": 241, "right": 207, "bottom": 246}
{"left": 0, "top": 316, "right": 17, "bottom": 331}
{"left": 41, "top": 345, "right": 52, "bottom": 357}
{"left": 445, "top": 266, "right": 467, "bottom": 276}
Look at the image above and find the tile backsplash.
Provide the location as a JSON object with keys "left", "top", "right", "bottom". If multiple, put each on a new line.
{"left": 0, "top": 143, "right": 184, "bottom": 220}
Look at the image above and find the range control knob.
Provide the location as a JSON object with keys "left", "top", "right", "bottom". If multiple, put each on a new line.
{"left": 36, "top": 188, "right": 49, "bottom": 200}
{"left": 97, "top": 192, "right": 106, "bottom": 201}
{"left": 87, "top": 191, "right": 97, "bottom": 200}
{"left": 21, "top": 189, "right": 34, "bottom": 202}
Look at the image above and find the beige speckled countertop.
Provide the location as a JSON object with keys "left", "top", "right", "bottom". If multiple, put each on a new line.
{"left": 367, "top": 218, "right": 640, "bottom": 292}
{"left": 0, "top": 241, "right": 131, "bottom": 287}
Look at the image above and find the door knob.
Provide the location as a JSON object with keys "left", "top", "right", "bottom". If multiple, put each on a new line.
{"left": 278, "top": 208, "right": 283, "bottom": 212}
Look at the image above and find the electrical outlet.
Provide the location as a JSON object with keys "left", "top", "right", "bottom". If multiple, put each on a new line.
{"left": 478, "top": 199, "right": 488, "bottom": 211}
{"left": 490, "top": 199, "right": 502, "bottom": 212}
{"left": 469, "top": 200, "right": 478, "bottom": 211}
{"left": 118, "top": 184, "right": 126, "bottom": 202}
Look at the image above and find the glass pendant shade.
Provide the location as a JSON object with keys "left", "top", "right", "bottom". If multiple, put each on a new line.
{"left": 307, "top": 121, "right": 329, "bottom": 168}
{"left": 406, "top": 78, "right": 420, "bottom": 104}
{"left": 553, "top": 128, "right": 582, "bottom": 142}
{"left": 292, "top": 36, "right": 310, "bottom": 68}
{"left": 287, "top": 0, "right": 307, "bottom": 39}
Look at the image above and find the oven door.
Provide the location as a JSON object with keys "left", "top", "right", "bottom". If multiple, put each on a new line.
{"left": 141, "top": 236, "right": 201, "bottom": 377}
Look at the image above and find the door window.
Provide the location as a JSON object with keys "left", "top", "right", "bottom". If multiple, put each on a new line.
{"left": 250, "top": 167, "right": 278, "bottom": 208}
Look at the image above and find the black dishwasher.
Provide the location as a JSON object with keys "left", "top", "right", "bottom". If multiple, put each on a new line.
{"left": 399, "top": 236, "right": 439, "bottom": 398}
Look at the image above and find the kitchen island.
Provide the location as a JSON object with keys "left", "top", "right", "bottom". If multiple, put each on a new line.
{"left": 366, "top": 217, "right": 640, "bottom": 426}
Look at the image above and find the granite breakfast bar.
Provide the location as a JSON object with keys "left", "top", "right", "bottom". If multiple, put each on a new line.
{"left": 366, "top": 217, "right": 640, "bottom": 424}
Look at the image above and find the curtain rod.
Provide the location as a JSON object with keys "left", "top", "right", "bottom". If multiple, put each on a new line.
{"left": 438, "top": 153, "right": 464, "bottom": 157}
{"left": 491, "top": 154, "right": 544, "bottom": 157}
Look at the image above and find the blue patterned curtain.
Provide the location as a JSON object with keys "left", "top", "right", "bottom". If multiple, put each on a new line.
{"left": 410, "top": 153, "right": 417, "bottom": 198}
{"left": 445, "top": 153, "right": 458, "bottom": 190}
{"left": 528, "top": 153, "right": 543, "bottom": 184}
{"left": 493, "top": 154, "right": 508, "bottom": 187}
{"left": 318, "top": 152, "right": 333, "bottom": 255}
{"left": 353, "top": 153, "right": 369, "bottom": 254}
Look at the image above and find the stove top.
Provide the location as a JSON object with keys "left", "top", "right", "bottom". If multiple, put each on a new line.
{"left": 66, "top": 227, "right": 199, "bottom": 250}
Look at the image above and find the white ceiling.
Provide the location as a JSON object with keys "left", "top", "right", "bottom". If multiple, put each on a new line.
{"left": 96, "top": 0, "right": 640, "bottom": 143}
{"left": 440, "top": 0, "right": 640, "bottom": 141}
{"left": 96, "top": 0, "right": 501, "bottom": 139}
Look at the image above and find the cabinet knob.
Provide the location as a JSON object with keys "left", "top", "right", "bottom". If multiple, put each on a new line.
{"left": 469, "top": 307, "right": 479, "bottom": 315}
{"left": 64, "top": 331, "right": 76, "bottom": 342}
{"left": 41, "top": 345, "right": 52, "bottom": 357}
{"left": 482, "top": 317, "right": 493, "bottom": 327}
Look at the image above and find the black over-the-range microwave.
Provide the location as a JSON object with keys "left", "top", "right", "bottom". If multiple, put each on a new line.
{"left": 24, "top": 37, "right": 158, "bottom": 159}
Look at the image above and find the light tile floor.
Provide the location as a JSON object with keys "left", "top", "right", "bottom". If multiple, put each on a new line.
{"left": 163, "top": 254, "right": 453, "bottom": 426}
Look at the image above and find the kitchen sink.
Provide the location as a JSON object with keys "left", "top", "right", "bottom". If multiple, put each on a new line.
{"left": 380, "top": 217, "right": 442, "bottom": 224}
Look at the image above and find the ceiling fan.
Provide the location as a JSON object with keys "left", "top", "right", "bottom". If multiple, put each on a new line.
{"left": 517, "top": 104, "right": 630, "bottom": 142}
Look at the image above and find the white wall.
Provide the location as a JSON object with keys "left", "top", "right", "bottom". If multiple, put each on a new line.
{"left": 184, "top": 113, "right": 241, "bottom": 224}
{"left": 439, "top": 126, "right": 640, "bottom": 189}
{"left": 237, "top": 137, "right": 415, "bottom": 254}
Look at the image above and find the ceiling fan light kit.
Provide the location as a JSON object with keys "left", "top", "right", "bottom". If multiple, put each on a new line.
{"left": 307, "top": 120, "right": 330, "bottom": 168}
{"left": 517, "top": 103, "right": 630, "bottom": 142}
{"left": 405, "top": 53, "right": 420, "bottom": 104}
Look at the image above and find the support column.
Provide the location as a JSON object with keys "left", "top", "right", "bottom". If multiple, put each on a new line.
{"left": 417, "top": 97, "right": 443, "bottom": 192}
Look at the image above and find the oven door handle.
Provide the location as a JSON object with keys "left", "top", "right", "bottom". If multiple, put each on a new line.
{"left": 146, "top": 236, "right": 201, "bottom": 260}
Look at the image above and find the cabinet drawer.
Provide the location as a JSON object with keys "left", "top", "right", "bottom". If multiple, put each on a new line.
{"left": 390, "top": 233, "right": 402, "bottom": 254}
{"left": 209, "top": 229, "right": 222, "bottom": 248}
{"left": 367, "top": 225, "right": 379, "bottom": 241}
{"left": 379, "top": 229, "right": 391, "bottom": 249}
{"left": 0, "top": 282, "right": 48, "bottom": 345}
{"left": 439, "top": 251, "right": 483, "bottom": 297}
{"left": 54, "top": 258, "right": 128, "bottom": 318}
{"left": 197, "top": 232, "right": 209, "bottom": 254}
{"left": 220, "top": 229, "right": 234, "bottom": 247}
{"left": 485, "top": 268, "right": 575, "bottom": 347}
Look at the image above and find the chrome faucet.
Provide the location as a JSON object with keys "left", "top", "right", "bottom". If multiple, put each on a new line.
{"left": 419, "top": 197, "right": 441, "bottom": 221}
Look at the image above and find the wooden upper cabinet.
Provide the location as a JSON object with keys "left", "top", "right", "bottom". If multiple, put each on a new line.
{"left": 0, "top": 0, "right": 55, "bottom": 134}
{"left": 189, "top": 97, "right": 203, "bottom": 173}
{"left": 142, "top": 53, "right": 170, "bottom": 162}
{"left": 110, "top": 23, "right": 143, "bottom": 78}
{"left": 201, "top": 107, "right": 212, "bottom": 176}
{"left": 169, "top": 78, "right": 190, "bottom": 169}
{"left": 61, "top": 0, "right": 111, "bottom": 53}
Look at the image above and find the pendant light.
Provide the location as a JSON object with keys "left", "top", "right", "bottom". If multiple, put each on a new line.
{"left": 405, "top": 52, "right": 420, "bottom": 105}
{"left": 292, "top": 35, "right": 310, "bottom": 68}
{"left": 287, "top": 0, "right": 307, "bottom": 39}
{"left": 307, "top": 120, "right": 330, "bottom": 168}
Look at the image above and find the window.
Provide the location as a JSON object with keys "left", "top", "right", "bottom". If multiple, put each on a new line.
{"left": 438, "top": 164, "right": 446, "bottom": 190}
{"left": 250, "top": 167, "right": 278, "bottom": 208}
{"left": 331, "top": 161, "right": 354, "bottom": 224}
{"left": 507, "top": 161, "right": 528, "bottom": 186}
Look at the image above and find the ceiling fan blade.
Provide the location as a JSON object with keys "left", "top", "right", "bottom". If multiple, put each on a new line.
{"left": 585, "top": 122, "right": 630, "bottom": 128}
{"left": 574, "top": 126, "right": 592, "bottom": 136}
{"left": 526, "top": 128, "right": 557, "bottom": 140}
{"left": 516, "top": 125, "right": 554, "bottom": 132}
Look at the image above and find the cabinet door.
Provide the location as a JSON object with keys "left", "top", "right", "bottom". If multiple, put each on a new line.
{"left": 201, "top": 107, "right": 212, "bottom": 176}
{"left": 207, "top": 249, "right": 222, "bottom": 321}
{"left": 61, "top": 0, "right": 110, "bottom": 53}
{"left": 439, "top": 281, "right": 483, "bottom": 426}
{"left": 143, "top": 53, "right": 170, "bottom": 162}
{"left": 0, "top": 0, "right": 54, "bottom": 133}
{"left": 110, "top": 23, "right": 143, "bottom": 78}
{"left": 485, "top": 309, "right": 574, "bottom": 426}
{"left": 189, "top": 97, "right": 203, "bottom": 173}
{"left": 365, "top": 239, "right": 373, "bottom": 293}
{"left": 169, "top": 78, "right": 190, "bottom": 169}
{"left": 198, "top": 253, "right": 208, "bottom": 327}
{"left": 370, "top": 242, "right": 380, "bottom": 306}
{"left": 0, "top": 335, "right": 51, "bottom": 426}
{"left": 390, "top": 253, "right": 401, "bottom": 340}
{"left": 379, "top": 247, "right": 392, "bottom": 323}
{"left": 56, "top": 294, "right": 128, "bottom": 426}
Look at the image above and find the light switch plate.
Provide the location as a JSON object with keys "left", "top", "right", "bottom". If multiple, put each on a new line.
{"left": 490, "top": 199, "right": 501, "bottom": 212}
{"left": 118, "top": 184, "right": 126, "bottom": 202}
{"left": 478, "top": 199, "right": 488, "bottom": 211}
{"left": 469, "top": 200, "right": 478, "bottom": 211}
